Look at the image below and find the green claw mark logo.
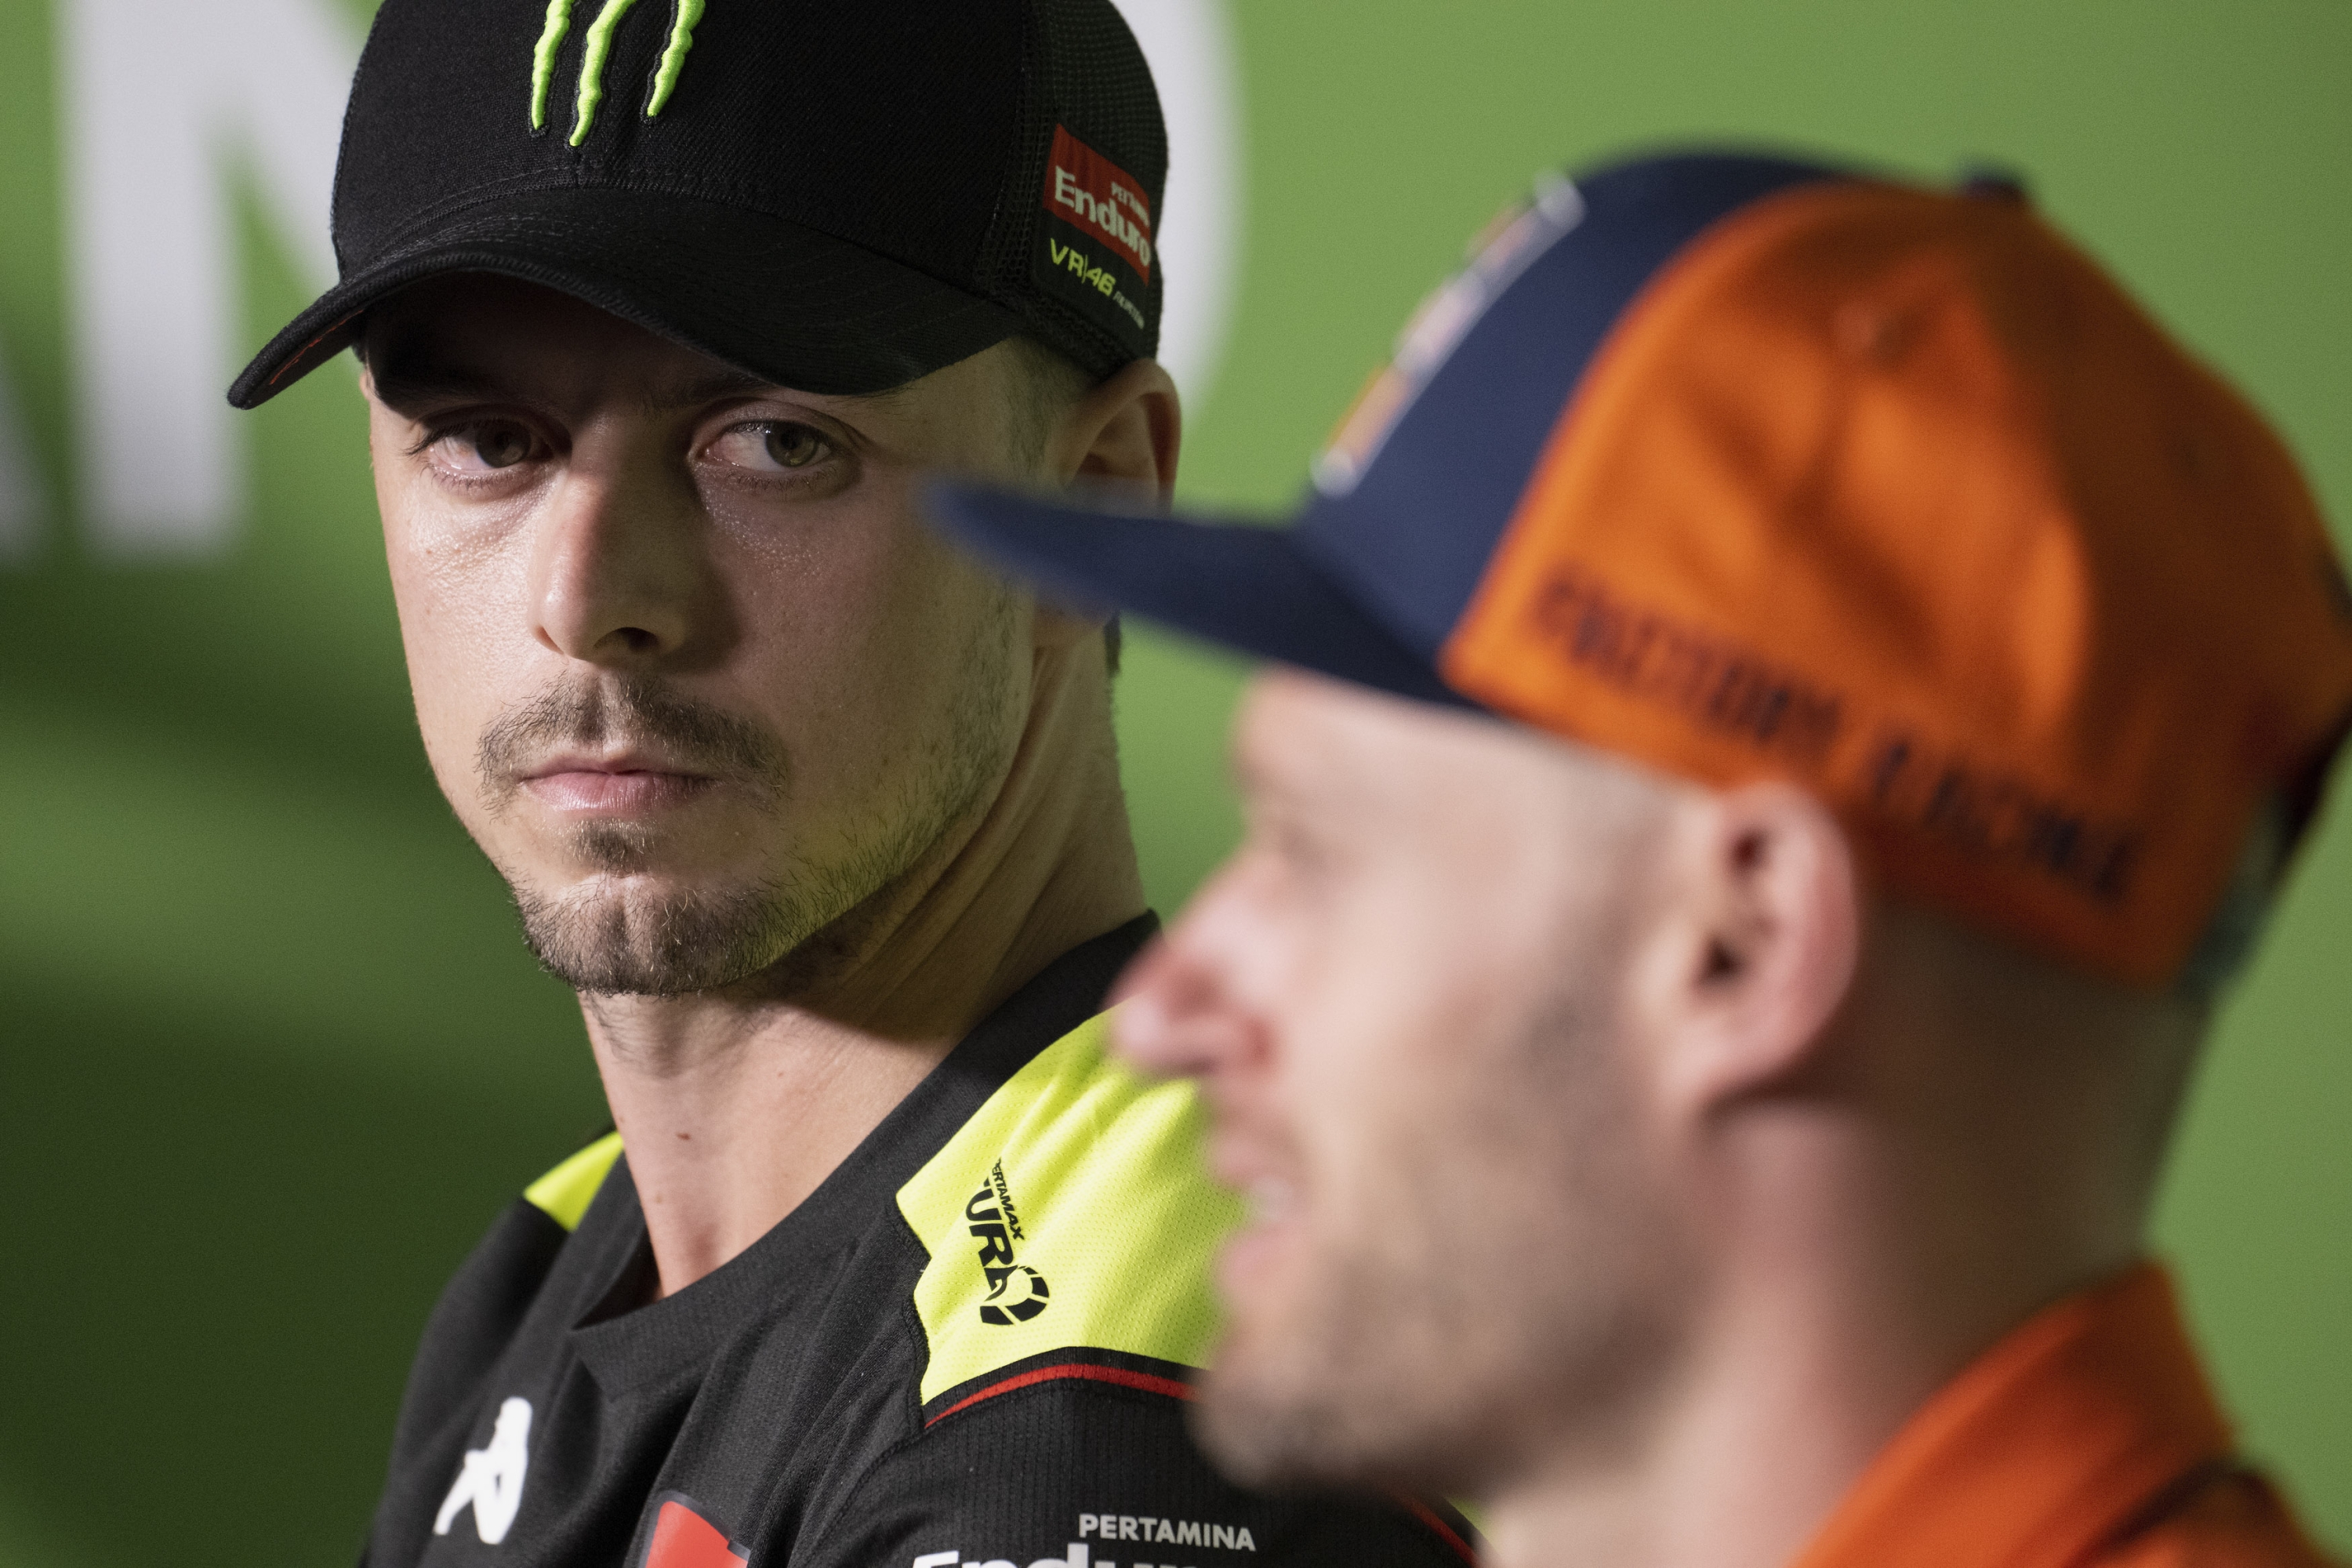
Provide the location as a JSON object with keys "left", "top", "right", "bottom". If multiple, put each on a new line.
{"left": 529, "top": 0, "right": 706, "bottom": 146}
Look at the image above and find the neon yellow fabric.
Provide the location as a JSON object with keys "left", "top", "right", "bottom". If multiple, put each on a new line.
{"left": 523, "top": 1132, "right": 624, "bottom": 1233}
{"left": 569, "top": 0, "right": 642, "bottom": 147}
{"left": 646, "top": 0, "right": 706, "bottom": 117}
{"left": 898, "top": 1013, "right": 1244, "bottom": 1403}
{"left": 528, "top": 0, "right": 575, "bottom": 131}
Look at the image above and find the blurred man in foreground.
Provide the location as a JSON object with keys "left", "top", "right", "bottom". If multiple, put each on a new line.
{"left": 933, "top": 151, "right": 2352, "bottom": 1568}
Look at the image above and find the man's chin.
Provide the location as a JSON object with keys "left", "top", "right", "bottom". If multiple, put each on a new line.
{"left": 1190, "top": 1273, "right": 1515, "bottom": 1499}
{"left": 506, "top": 866, "right": 808, "bottom": 997}
{"left": 1196, "top": 1352, "right": 1502, "bottom": 1501}
{"left": 1188, "top": 1304, "right": 1374, "bottom": 1489}
{"left": 1189, "top": 1352, "right": 1341, "bottom": 1491}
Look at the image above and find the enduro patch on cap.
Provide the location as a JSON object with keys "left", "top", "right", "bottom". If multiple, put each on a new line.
{"left": 1033, "top": 125, "right": 1152, "bottom": 347}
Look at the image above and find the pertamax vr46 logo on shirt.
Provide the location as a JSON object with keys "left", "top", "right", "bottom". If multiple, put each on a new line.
{"left": 898, "top": 1014, "right": 1242, "bottom": 1410}
{"left": 967, "top": 1159, "right": 1051, "bottom": 1324}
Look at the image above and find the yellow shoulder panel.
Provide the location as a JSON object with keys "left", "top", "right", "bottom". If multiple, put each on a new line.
{"left": 522, "top": 1131, "right": 624, "bottom": 1232}
{"left": 897, "top": 1012, "right": 1243, "bottom": 1403}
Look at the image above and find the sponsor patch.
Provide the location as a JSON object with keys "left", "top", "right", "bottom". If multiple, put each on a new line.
{"left": 1519, "top": 563, "right": 2144, "bottom": 904}
{"left": 1080, "top": 1514, "right": 1258, "bottom": 1552}
{"left": 1042, "top": 125, "right": 1153, "bottom": 281}
{"left": 1033, "top": 125, "right": 1154, "bottom": 348}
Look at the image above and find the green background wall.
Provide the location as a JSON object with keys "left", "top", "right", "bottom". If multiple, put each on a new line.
{"left": 1, "top": 2, "right": 2346, "bottom": 1562}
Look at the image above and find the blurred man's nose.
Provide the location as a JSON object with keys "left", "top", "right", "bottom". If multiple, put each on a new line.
{"left": 1111, "top": 909, "right": 1270, "bottom": 1083}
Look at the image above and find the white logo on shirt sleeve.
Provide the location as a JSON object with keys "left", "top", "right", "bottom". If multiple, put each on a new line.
{"left": 915, "top": 1527, "right": 1256, "bottom": 1568}
{"left": 913, "top": 1548, "right": 1086, "bottom": 1568}
{"left": 434, "top": 1396, "right": 534, "bottom": 1544}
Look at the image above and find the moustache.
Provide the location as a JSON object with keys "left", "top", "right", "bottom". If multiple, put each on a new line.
{"left": 475, "top": 677, "right": 789, "bottom": 806}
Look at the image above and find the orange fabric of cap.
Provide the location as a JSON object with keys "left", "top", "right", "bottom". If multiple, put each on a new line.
{"left": 1441, "top": 180, "right": 2352, "bottom": 985}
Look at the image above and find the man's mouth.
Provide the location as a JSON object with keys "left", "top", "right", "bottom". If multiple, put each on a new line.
{"left": 517, "top": 753, "right": 718, "bottom": 816}
{"left": 1209, "top": 1131, "right": 1306, "bottom": 1301}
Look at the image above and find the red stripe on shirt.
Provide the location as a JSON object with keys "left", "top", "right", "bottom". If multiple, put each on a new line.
{"left": 1393, "top": 1493, "right": 1479, "bottom": 1566}
{"left": 925, "top": 1361, "right": 1195, "bottom": 1427}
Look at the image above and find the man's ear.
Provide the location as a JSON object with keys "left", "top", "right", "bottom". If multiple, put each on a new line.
{"left": 1652, "top": 782, "right": 1860, "bottom": 1109}
{"left": 1026, "top": 358, "right": 1179, "bottom": 655}
{"left": 1056, "top": 358, "right": 1181, "bottom": 502}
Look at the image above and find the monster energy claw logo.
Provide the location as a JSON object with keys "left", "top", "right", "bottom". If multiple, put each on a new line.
{"left": 530, "top": 0, "right": 706, "bottom": 146}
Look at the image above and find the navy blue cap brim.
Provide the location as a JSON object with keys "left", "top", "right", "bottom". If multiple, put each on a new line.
{"left": 927, "top": 483, "right": 1477, "bottom": 711}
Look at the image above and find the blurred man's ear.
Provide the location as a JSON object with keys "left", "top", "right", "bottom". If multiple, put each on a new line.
{"left": 1647, "top": 782, "right": 1860, "bottom": 1110}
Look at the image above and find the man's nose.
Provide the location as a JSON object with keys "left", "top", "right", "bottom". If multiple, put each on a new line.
{"left": 528, "top": 443, "right": 720, "bottom": 666}
{"left": 1111, "top": 922, "right": 1268, "bottom": 1083}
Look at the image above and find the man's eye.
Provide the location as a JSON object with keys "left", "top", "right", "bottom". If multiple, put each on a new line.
{"left": 1252, "top": 818, "right": 1330, "bottom": 884}
{"left": 708, "top": 423, "right": 836, "bottom": 474}
{"left": 426, "top": 422, "right": 539, "bottom": 474}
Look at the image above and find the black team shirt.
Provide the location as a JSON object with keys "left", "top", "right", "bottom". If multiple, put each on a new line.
{"left": 365, "top": 917, "right": 1476, "bottom": 1568}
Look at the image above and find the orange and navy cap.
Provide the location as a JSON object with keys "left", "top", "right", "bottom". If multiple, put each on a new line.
{"left": 927, "top": 151, "right": 2352, "bottom": 987}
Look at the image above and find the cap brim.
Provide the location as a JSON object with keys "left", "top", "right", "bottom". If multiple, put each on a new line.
{"left": 230, "top": 187, "right": 1025, "bottom": 408}
{"left": 928, "top": 483, "right": 1476, "bottom": 711}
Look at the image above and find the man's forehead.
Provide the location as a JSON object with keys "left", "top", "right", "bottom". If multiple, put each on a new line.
{"left": 1234, "top": 671, "right": 1462, "bottom": 806}
{"left": 1236, "top": 667, "right": 1694, "bottom": 819}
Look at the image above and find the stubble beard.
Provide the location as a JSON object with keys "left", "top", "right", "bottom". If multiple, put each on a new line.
{"left": 1190, "top": 984, "right": 1694, "bottom": 1501}
{"left": 477, "top": 603, "right": 1019, "bottom": 998}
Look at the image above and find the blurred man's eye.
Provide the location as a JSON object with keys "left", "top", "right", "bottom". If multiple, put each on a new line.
{"left": 707, "top": 422, "right": 836, "bottom": 474}
{"left": 1250, "top": 813, "right": 1331, "bottom": 887}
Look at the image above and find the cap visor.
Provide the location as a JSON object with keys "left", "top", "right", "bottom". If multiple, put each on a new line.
{"left": 230, "top": 187, "right": 1022, "bottom": 408}
{"left": 929, "top": 483, "right": 1474, "bottom": 710}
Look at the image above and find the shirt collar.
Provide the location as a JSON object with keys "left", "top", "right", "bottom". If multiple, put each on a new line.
{"left": 1791, "top": 1261, "right": 2233, "bottom": 1568}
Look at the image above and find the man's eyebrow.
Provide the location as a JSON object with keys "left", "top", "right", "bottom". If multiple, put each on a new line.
{"left": 1229, "top": 734, "right": 1286, "bottom": 803}
{"left": 644, "top": 369, "right": 918, "bottom": 417}
{"left": 365, "top": 351, "right": 905, "bottom": 419}
{"left": 365, "top": 353, "right": 509, "bottom": 412}
{"left": 641, "top": 368, "right": 778, "bottom": 413}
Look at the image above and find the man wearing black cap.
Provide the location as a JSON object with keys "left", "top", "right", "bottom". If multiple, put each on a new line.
{"left": 230, "top": 4, "right": 1472, "bottom": 1566}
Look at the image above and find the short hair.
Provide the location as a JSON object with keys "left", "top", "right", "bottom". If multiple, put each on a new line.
{"left": 999, "top": 334, "right": 1123, "bottom": 677}
{"left": 1000, "top": 333, "right": 1098, "bottom": 466}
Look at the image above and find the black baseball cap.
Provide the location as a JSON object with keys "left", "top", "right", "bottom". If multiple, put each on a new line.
{"left": 229, "top": 0, "right": 1167, "bottom": 409}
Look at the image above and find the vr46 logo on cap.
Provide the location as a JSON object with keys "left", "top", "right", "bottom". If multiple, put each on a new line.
{"left": 1035, "top": 125, "right": 1153, "bottom": 348}
{"left": 529, "top": 0, "right": 706, "bottom": 147}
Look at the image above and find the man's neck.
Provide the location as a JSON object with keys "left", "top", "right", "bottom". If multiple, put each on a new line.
{"left": 580, "top": 642, "right": 1145, "bottom": 1298}
{"left": 1479, "top": 1103, "right": 2154, "bottom": 1568}
{"left": 1477, "top": 1238, "right": 1962, "bottom": 1568}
